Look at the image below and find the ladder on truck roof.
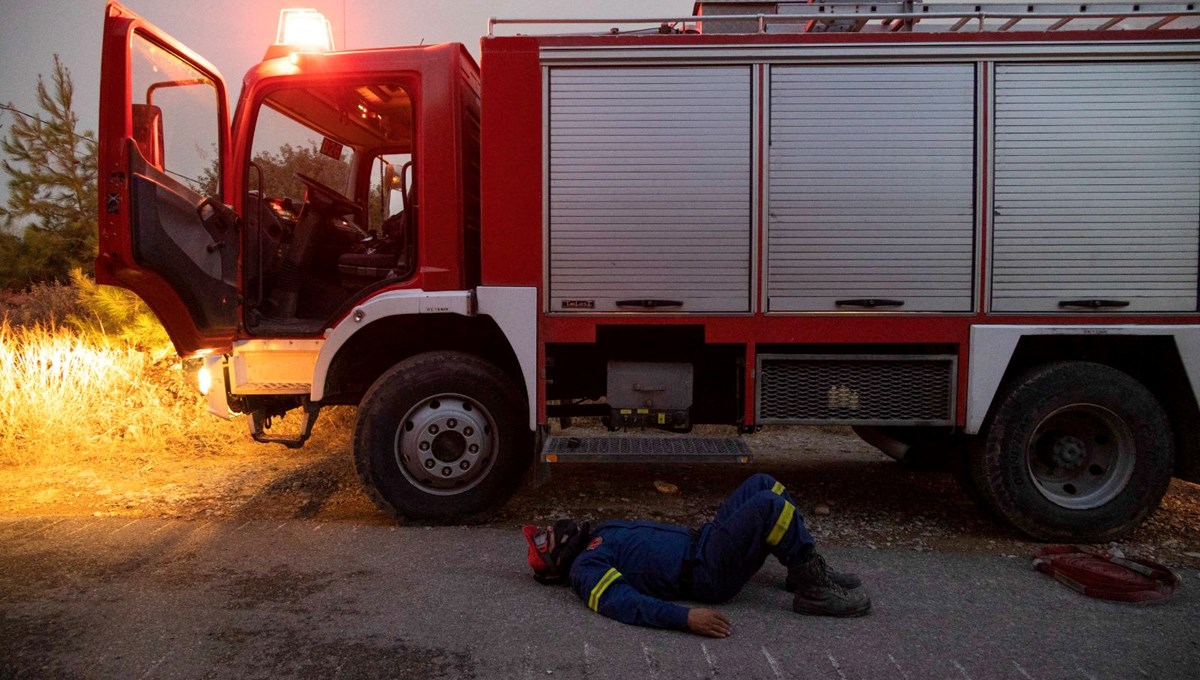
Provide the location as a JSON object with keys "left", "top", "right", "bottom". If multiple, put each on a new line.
{"left": 764, "top": 1, "right": 1200, "bottom": 34}
{"left": 487, "top": 2, "right": 1200, "bottom": 36}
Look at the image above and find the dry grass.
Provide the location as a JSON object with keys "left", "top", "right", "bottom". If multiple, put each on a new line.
{"left": 0, "top": 320, "right": 243, "bottom": 467}
{"left": 0, "top": 276, "right": 348, "bottom": 472}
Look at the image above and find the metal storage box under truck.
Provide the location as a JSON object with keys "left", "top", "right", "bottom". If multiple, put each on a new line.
{"left": 97, "top": 1, "right": 1200, "bottom": 541}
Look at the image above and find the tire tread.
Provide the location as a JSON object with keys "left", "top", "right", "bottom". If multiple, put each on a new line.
{"left": 969, "top": 361, "right": 1173, "bottom": 542}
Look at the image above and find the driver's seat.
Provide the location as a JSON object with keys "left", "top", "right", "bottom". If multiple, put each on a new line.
{"left": 337, "top": 182, "right": 416, "bottom": 289}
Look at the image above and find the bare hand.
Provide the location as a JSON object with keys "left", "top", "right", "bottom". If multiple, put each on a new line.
{"left": 687, "top": 608, "right": 731, "bottom": 638}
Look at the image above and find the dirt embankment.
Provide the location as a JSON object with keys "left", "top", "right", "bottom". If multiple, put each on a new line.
{"left": 2, "top": 423, "right": 1199, "bottom": 569}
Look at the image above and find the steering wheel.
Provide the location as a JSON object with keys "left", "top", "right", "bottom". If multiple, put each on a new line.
{"left": 295, "top": 173, "right": 359, "bottom": 218}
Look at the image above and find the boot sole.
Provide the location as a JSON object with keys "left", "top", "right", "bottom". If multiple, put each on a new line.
{"left": 792, "top": 602, "right": 872, "bottom": 618}
{"left": 785, "top": 581, "right": 863, "bottom": 593}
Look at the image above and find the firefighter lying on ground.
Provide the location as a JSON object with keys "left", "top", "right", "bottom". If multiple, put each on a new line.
{"left": 521, "top": 473, "right": 870, "bottom": 638}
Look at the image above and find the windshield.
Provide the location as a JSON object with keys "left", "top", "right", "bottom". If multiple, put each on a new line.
{"left": 249, "top": 103, "right": 351, "bottom": 204}
{"left": 246, "top": 81, "right": 414, "bottom": 206}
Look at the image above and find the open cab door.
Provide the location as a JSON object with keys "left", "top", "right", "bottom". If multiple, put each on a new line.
{"left": 98, "top": 2, "right": 238, "bottom": 357}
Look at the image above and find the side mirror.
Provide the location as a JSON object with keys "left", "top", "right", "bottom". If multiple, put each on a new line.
{"left": 132, "top": 103, "right": 165, "bottom": 169}
{"left": 382, "top": 161, "right": 404, "bottom": 192}
{"left": 381, "top": 160, "right": 410, "bottom": 218}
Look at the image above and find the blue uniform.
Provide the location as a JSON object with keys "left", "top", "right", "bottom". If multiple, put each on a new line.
{"left": 568, "top": 473, "right": 815, "bottom": 630}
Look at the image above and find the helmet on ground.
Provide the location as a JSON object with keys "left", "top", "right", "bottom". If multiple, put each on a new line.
{"left": 522, "top": 518, "right": 590, "bottom": 584}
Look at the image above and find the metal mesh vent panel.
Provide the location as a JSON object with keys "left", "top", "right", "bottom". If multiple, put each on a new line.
{"left": 758, "top": 355, "right": 954, "bottom": 424}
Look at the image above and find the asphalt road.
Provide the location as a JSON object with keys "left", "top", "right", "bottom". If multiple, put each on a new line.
{"left": 2, "top": 515, "right": 1197, "bottom": 680}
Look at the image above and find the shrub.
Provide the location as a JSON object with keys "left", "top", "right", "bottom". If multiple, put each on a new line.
{"left": 0, "top": 279, "right": 82, "bottom": 326}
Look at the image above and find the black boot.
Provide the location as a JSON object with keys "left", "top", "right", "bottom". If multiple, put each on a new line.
{"left": 789, "top": 554, "right": 871, "bottom": 617}
{"left": 786, "top": 554, "right": 862, "bottom": 591}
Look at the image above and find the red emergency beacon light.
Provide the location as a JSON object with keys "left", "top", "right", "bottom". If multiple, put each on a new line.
{"left": 266, "top": 8, "right": 334, "bottom": 59}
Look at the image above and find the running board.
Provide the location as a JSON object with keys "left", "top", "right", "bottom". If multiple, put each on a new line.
{"left": 542, "top": 435, "right": 752, "bottom": 464}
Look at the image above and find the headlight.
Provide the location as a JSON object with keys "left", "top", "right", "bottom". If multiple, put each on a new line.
{"left": 197, "top": 364, "right": 212, "bottom": 395}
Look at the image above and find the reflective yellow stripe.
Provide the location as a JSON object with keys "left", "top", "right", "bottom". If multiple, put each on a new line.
{"left": 771, "top": 481, "right": 785, "bottom": 495}
{"left": 766, "top": 502, "right": 795, "bottom": 546}
{"left": 589, "top": 568, "right": 621, "bottom": 612}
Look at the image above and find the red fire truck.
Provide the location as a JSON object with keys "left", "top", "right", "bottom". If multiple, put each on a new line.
{"left": 98, "top": 1, "right": 1200, "bottom": 540}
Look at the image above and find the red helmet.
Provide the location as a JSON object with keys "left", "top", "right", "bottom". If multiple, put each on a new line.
{"left": 522, "top": 519, "right": 589, "bottom": 584}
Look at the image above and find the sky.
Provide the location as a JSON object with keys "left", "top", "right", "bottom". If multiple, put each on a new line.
{"left": 0, "top": 0, "right": 694, "bottom": 209}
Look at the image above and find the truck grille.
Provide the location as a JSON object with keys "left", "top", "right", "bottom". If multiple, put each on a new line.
{"left": 757, "top": 354, "right": 956, "bottom": 425}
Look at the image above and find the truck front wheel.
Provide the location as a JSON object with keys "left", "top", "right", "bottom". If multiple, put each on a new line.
{"left": 354, "top": 351, "right": 531, "bottom": 521}
{"left": 971, "top": 361, "right": 1173, "bottom": 542}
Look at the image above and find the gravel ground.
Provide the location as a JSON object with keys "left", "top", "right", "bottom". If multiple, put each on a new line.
{"left": 2, "top": 422, "right": 1198, "bottom": 570}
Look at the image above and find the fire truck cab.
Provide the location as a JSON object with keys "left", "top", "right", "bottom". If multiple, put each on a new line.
{"left": 98, "top": 1, "right": 1200, "bottom": 541}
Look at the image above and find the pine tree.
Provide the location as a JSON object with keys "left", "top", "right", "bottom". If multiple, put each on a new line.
{"left": 0, "top": 55, "right": 98, "bottom": 287}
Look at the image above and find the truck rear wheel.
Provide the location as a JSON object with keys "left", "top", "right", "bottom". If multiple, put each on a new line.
{"left": 971, "top": 361, "right": 1173, "bottom": 542}
{"left": 353, "top": 351, "right": 531, "bottom": 521}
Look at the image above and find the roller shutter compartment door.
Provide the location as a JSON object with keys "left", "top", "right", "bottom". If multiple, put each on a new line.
{"left": 548, "top": 67, "right": 753, "bottom": 313}
{"left": 992, "top": 62, "right": 1200, "bottom": 313}
{"left": 767, "top": 64, "right": 977, "bottom": 312}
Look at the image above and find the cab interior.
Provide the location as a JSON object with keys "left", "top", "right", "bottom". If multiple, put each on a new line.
{"left": 242, "top": 80, "right": 416, "bottom": 335}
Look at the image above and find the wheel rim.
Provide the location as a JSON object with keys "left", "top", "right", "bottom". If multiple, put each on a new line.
{"left": 394, "top": 393, "right": 497, "bottom": 496}
{"left": 1025, "top": 404, "right": 1136, "bottom": 510}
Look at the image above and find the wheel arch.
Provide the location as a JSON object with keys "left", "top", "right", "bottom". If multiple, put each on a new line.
{"left": 312, "top": 288, "right": 536, "bottom": 429}
{"left": 969, "top": 325, "right": 1200, "bottom": 481}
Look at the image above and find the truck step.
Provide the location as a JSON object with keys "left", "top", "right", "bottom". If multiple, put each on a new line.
{"left": 541, "top": 435, "right": 752, "bottom": 464}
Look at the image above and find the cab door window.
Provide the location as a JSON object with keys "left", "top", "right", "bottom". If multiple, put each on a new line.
{"left": 130, "top": 33, "right": 222, "bottom": 196}
{"left": 364, "top": 152, "right": 416, "bottom": 279}
{"left": 122, "top": 31, "right": 236, "bottom": 339}
{"left": 367, "top": 153, "right": 413, "bottom": 232}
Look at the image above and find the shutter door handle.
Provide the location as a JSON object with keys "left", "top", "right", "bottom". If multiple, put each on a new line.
{"left": 835, "top": 298, "right": 905, "bottom": 309}
{"left": 1058, "top": 299, "right": 1130, "bottom": 310}
{"left": 616, "top": 299, "right": 684, "bottom": 309}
